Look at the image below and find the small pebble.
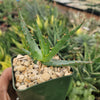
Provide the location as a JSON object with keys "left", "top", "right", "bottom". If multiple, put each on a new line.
{"left": 18, "top": 85, "right": 27, "bottom": 90}
{"left": 41, "top": 73, "right": 50, "bottom": 81}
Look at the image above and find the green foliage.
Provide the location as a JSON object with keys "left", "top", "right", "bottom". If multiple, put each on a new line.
{"left": 69, "top": 81, "right": 95, "bottom": 100}
{"left": 0, "top": 46, "right": 5, "bottom": 61}
{"left": 43, "top": 22, "right": 83, "bottom": 62}
{"left": 73, "top": 42, "right": 100, "bottom": 90}
{"left": 0, "top": 55, "right": 11, "bottom": 74}
{"left": 20, "top": 12, "right": 89, "bottom": 66}
{"left": 74, "top": 34, "right": 96, "bottom": 48}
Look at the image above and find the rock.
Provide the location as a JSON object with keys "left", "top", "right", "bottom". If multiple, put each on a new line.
{"left": 13, "top": 58, "right": 17, "bottom": 66}
{"left": 51, "top": 74, "right": 57, "bottom": 79}
{"left": 24, "top": 55, "right": 31, "bottom": 60}
{"left": 24, "top": 78, "right": 31, "bottom": 83}
{"left": 54, "top": 67, "right": 58, "bottom": 72}
{"left": 16, "top": 82, "right": 20, "bottom": 87}
{"left": 37, "top": 77, "right": 45, "bottom": 84}
{"left": 28, "top": 74, "right": 35, "bottom": 81}
{"left": 18, "top": 75, "right": 24, "bottom": 81}
{"left": 53, "top": 55, "right": 60, "bottom": 60}
{"left": 41, "top": 73, "right": 50, "bottom": 81}
{"left": 17, "top": 54, "right": 24, "bottom": 59}
{"left": 28, "top": 82, "right": 34, "bottom": 87}
{"left": 55, "top": 72, "right": 63, "bottom": 77}
{"left": 57, "top": 68, "right": 61, "bottom": 72}
{"left": 65, "top": 71, "right": 70, "bottom": 76}
{"left": 29, "top": 64, "right": 34, "bottom": 69}
{"left": 15, "top": 71, "right": 20, "bottom": 77}
{"left": 14, "top": 66, "right": 26, "bottom": 72}
{"left": 13, "top": 54, "right": 72, "bottom": 90}
{"left": 18, "top": 85, "right": 27, "bottom": 90}
{"left": 24, "top": 61, "right": 30, "bottom": 66}
{"left": 33, "top": 64, "right": 39, "bottom": 69}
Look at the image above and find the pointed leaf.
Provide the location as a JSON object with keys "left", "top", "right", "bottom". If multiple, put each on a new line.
{"left": 70, "top": 21, "right": 84, "bottom": 35}
{"left": 43, "top": 23, "right": 83, "bottom": 62}
{"left": 42, "top": 59, "right": 92, "bottom": 67}
{"left": 36, "top": 27, "right": 50, "bottom": 57}
{"left": 22, "top": 48, "right": 31, "bottom": 55}
{"left": 19, "top": 12, "right": 42, "bottom": 60}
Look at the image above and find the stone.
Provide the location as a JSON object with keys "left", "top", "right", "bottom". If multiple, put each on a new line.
{"left": 18, "top": 85, "right": 27, "bottom": 90}
{"left": 41, "top": 73, "right": 50, "bottom": 81}
{"left": 16, "top": 82, "right": 20, "bottom": 87}
{"left": 14, "top": 66, "right": 26, "bottom": 72}
{"left": 24, "top": 61, "right": 30, "bottom": 66}
{"left": 51, "top": 74, "right": 57, "bottom": 79}
{"left": 13, "top": 54, "right": 72, "bottom": 90}
{"left": 33, "top": 64, "right": 39, "bottom": 69}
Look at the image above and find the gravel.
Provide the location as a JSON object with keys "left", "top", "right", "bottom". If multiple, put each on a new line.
{"left": 13, "top": 54, "right": 72, "bottom": 90}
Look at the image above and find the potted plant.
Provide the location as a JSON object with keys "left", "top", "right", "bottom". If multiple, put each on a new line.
{"left": 11, "top": 13, "right": 91, "bottom": 100}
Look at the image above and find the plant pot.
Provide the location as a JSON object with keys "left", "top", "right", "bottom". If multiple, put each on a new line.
{"left": 11, "top": 56, "right": 74, "bottom": 100}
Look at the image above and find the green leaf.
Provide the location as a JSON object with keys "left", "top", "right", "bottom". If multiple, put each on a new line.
{"left": 22, "top": 48, "right": 31, "bottom": 55}
{"left": 36, "top": 27, "right": 50, "bottom": 57}
{"left": 11, "top": 38, "right": 23, "bottom": 49}
{"left": 93, "top": 56, "right": 100, "bottom": 63}
{"left": 43, "top": 23, "right": 83, "bottom": 62}
{"left": 91, "top": 73, "right": 100, "bottom": 77}
{"left": 90, "top": 47, "right": 96, "bottom": 59}
{"left": 19, "top": 12, "right": 43, "bottom": 60}
{"left": 83, "top": 77, "right": 93, "bottom": 83}
{"left": 94, "top": 65, "right": 100, "bottom": 72}
{"left": 70, "top": 21, "right": 84, "bottom": 35}
{"left": 10, "top": 47, "right": 25, "bottom": 55}
{"left": 42, "top": 59, "right": 92, "bottom": 67}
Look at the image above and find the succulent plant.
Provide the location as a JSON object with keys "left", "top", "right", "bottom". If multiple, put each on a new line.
{"left": 74, "top": 34, "right": 96, "bottom": 48}
{"left": 74, "top": 43, "right": 100, "bottom": 90}
{"left": 69, "top": 81, "right": 95, "bottom": 100}
{"left": 20, "top": 12, "right": 91, "bottom": 67}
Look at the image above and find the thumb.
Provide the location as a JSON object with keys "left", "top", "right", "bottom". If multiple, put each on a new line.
{"left": 0, "top": 67, "right": 12, "bottom": 90}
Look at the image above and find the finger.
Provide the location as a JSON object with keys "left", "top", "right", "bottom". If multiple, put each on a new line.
{"left": 0, "top": 67, "right": 12, "bottom": 90}
{"left": 2, "top": 67, "right": 12, "bottom": 80}
{"left": 0, "top": 90, "right": 10, "bottom": 100}
{"left": 6, "top": 93, "right": 11, "bottom": 100}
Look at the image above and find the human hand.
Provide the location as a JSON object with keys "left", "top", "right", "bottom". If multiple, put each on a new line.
{"left": 0, "top": 67, "right": 17, "bottom": 100}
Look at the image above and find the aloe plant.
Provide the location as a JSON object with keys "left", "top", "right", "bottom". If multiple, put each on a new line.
{"left": 73, "top": 42, "right": 100, "bottom": 90}
{"left": 19, "top": 12, "right": 91, "bottom": 67}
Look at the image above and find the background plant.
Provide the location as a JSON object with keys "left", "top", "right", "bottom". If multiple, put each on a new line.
{"left": 0, "top": 0, "right": 100, "bottom": 99}
{"left": 68, "top": 81, "right": 95, "bottom": 100}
